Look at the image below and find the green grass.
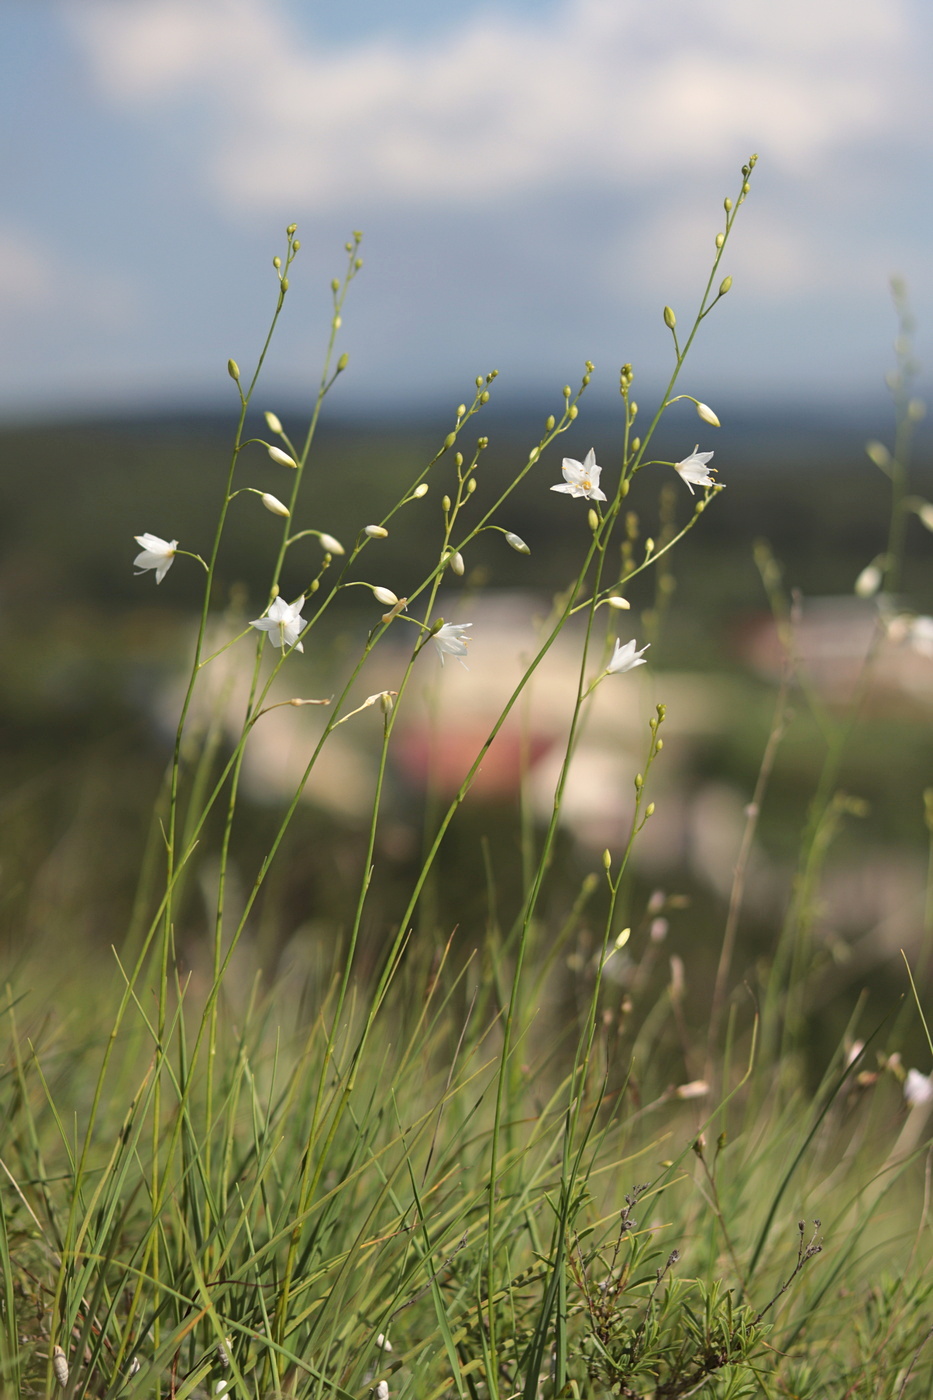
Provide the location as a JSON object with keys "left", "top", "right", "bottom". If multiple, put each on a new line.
{"left": 3, "top": 160, "right": 933, "bottom": 1399}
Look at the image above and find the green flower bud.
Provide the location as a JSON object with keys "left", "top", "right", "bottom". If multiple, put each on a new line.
{"left": 663, "top": 306, "right": 677, "bottom": 329}
{"left": 227, "top": 358, "right": 240, "bottom": 381}
{"left": 719, "top": 276, "right": 732, "bottom": 295}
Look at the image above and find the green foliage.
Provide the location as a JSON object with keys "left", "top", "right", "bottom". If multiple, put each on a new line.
{"left": 3, "top": 155, "right": 933, "bottom": 1400}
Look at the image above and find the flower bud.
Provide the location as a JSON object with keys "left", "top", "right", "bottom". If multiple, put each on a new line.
{"left": 318, "top": 532, "right": 345, "bottom": 554}
{"left": 261, "top": 492, "right": 290, "bottom": 518}
{"left": 917, "top": 503, "right": 933, "bottom": 532}
{"left": 448, "top": 551, "right": 465, "bottom": 575}
{"left": 227, "top": 359, "right": 240, "bottom": 381}
{"left": 505, "top": 531, "right": 530, "bottom": 554}
{"left": 563, "top": 385, "right": 572, "bottom": 398}
{"left": 286, "top": 223, "right": 297, "bottom": 235}
{"left": 719, "top": 276, "right": 732, "bottom": 295}
{"left": 865, "top": 440, "right": 891, "bottom": 470}
{"left": 333, "top": 315, "right": 342, "bottom": 329}
{"left": 715, "top": 232, "right": 724, "bottom": 249}
{"left": 379, "top": 692, "right": 394, "bottom": 715}
{"left": 528, "top": 446, "right": 540, "bottom": 462}
{"left": 444, "top": 432, "right": 456, "bottom": 450}
{"left": 602, "top": 849, "right": 612, "bottom": 870}
{"left": 372, "top": 586, "right": 399, "bottom": 606}
{"left": 588, "top": 508, "right": 599, "bottom": 532}
{"left": 909, "top": 398, "right": 927, "bottom": 422}
{"left": 331, "top": 278, "right": 340, "bottom": 292}
{"left": 546, "top": 414, "right": 555, "bottom": 431}
{"left": 696, "top": 401, "right": 720, "bottom": 427}
{"left": 274, "top": 257, "right": 282, "bottom": 269}
{"left": 265, "top": 410, "right": 283, "bottom": 434}
{"left": 337, "top": 352, "right": 349, "bottom": 371}
{"left": 645, "top": 802, "right": 655, "bottom": 817}
{"left": 467, "top": 477, "right": 477, "bottom": 494}
{"left": 456, "top": 403, "right": 466, "bottom": 418}
{"left": 569, "top": 404, "right": 578, "bottom": 419}
{"left": 268, "top": 445, "right": 298, "bottom": 469}
{"left": 292, "top": 239, "right": 301, "bottom": 251}
{"left": 442, "top": 495, "right": 451, "bottom": 512}
{"left": 724, "top": 197, "right": 733, "bottom": 212}
{"left": 607, "top": 595, "right": 630, "bottom": 610}
{"left": 412, "top": 483, "right": 429, "bottom": 498}
{"left": 854, "top": 563, "right": 882, "bottom": 598}
{"left": 663, "top": 306, "right": 676, "bottom": 329}
{"left": 365, "top": 524, "right": 389, "bottom": 538}
{"left": 481, "top": 390, "right": 490, "bottom": 403}
{"left": 281, "top": 277, "right": 289, "bottom": 291}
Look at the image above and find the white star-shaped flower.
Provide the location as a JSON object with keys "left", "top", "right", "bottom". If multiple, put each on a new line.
{"left": 674, "top": 446, "right": 717, "bottom": 494}
{"left": 607, "top": 637, "right": 650, "bottom": 674}
{"left": 250, "top": 595, "right": 307, "bottom": 651}
{"left": 550, "top": 449, "right": 607, "bottom": 502}
{"left": 134, "top": 533, "right": 178, "bottom": 583}
{"left": 433, "top": 621, "right": 472, "bottom": 667}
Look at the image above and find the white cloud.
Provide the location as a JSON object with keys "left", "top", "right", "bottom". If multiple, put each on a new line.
{"left": 70, "top": 0, "right": 919, "bottom": 213}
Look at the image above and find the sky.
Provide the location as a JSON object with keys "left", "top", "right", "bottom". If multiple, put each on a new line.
{"left": 3, "top": 0, "right": 933, "bottom": 422}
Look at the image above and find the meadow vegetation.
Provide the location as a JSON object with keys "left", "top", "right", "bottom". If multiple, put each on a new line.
{"left": 3, "top": 156, "right": 933, "bottom": 1399}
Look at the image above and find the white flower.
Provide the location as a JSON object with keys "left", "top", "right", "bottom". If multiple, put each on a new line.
{"left": 904, "top": 1068, "right": 933, "bottom": 1106}
{"left": 374, "top": 1383, "right": 389, "bottom": 1400}
{"left": 133, "top": 533, "right": 178, "bottom": 583}
{"left": 433, "top": 621, "right": 472, "bottom": 667}
{"left": 375, "top": 1334, "right": 392, "bottom": 1352}
{"left": 674, "top": 446, "right": 717, "bottom": 494}
{"left": 250, "top": 595, "right": 307, "bottom": 651}
{"left": 607, "top": 638, "right": 649, "bottom": 673}
{"left": 261, "top": 492, "right": 290, "bottom": 518}
{"left": 550, "top": 448, "right": 607, "bottom": 502}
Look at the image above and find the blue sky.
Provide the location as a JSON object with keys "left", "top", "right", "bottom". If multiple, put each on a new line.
{"left": 3, "top": 0, "right": 932, "bottom": 420}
